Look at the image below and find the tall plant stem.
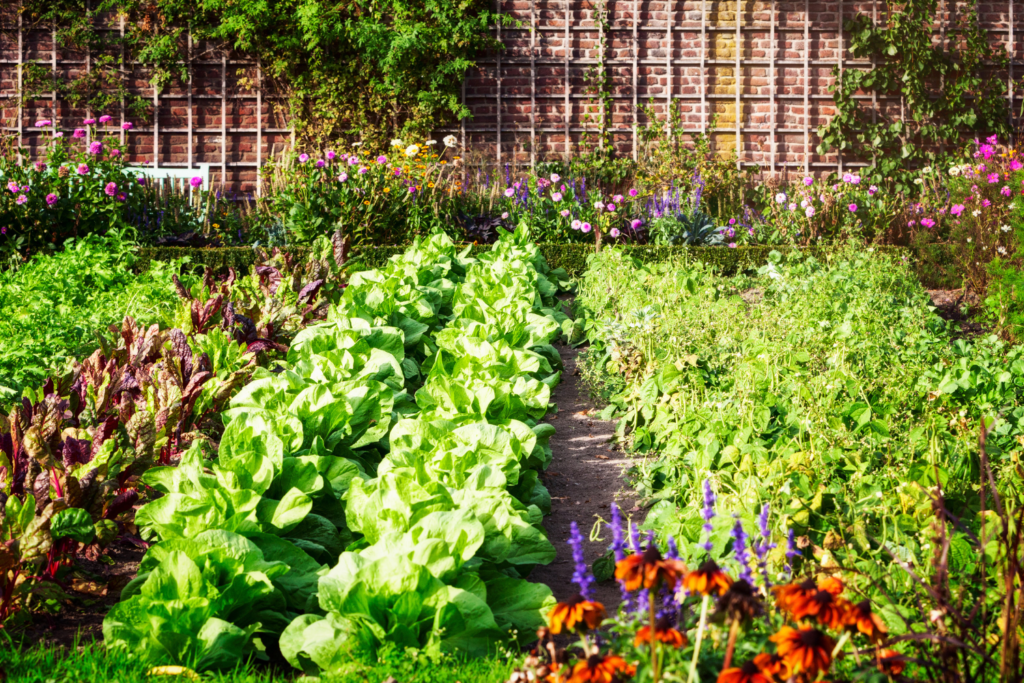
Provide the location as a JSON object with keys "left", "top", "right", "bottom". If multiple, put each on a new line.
{"left": 649, "top": 590, "right": 660, "bottom": 683}
{"left": 722, "top": 617, "right": 741, "bottom": 671}
{"left": 687, "top": 594, "right": 711, "bottom": 683}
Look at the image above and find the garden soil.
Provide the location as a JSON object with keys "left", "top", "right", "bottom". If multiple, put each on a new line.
{"left": 529, "top": 340, "right": 639, "bottom": 612}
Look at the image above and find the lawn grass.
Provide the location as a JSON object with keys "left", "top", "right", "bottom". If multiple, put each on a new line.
{"left": 0, "top": 636, "right": 515, "bottom": 683}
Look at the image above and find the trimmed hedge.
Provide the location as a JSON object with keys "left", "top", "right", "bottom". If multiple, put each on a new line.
{"left": 136, "top": 242, "right": 961, "bottom": 289}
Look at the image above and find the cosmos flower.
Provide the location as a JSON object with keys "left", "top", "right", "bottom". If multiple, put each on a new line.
{"left": 15, "top": 195, "right": 27, "bottom": 205}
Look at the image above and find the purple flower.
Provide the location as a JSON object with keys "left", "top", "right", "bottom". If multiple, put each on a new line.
{"left": 88, "top": 141, "right": 103, "bottom": 155}
{"left": 631, "top": 219, "right": 642, "bottom": 229}
{"left": 606, "top": 203, "right": 616, "bottom": 212}
{"left": 76, "top": 163, "right": 89, "bottom": 175}
{"left": 568, "top": 521, "right": 595, "bottom": 599}
{"left": 803, "top": 176, "right": 814, "bottom": 186}
{"left": 731, "top": 516, "right": 754, "bottom": 585}
{"left": 729, "top": 242, "right": 737, "bottom": 248}
{"left": 868, "top": 185, "right": 878, "bottom": 196}
{"left": 987, "top": 134, "right": 999, "bottom": 145}
{"left": 628, "top": 188, "right": 638, "bottom": 197}
{"left": 73, "top": 128, "right": 86, "bottom": 139}
{"left": 988, "top": 173, "right": 1000, "bottom": 184}
{"left": 504, "top": 187, "right": 515, "bottom": 197}
{"left": 848, "top": 203, "right": 858, "bottom": 212}
{"left": 754, "top": 504, "right": 776, "bottom": 589}
{"left": 348, "top": 156, "right": 359, "bottom": 166}
{"left": 299, "top": 153, "right": 309, "bottom": 163}
{"left": 20, "top": 186, "right": 29, "bottom": 193}
{"left": 610, "top": 228, "right": 621, "bottom": 238}
{"left": 316, "top": 159, "right": 326, "bottom": 168}
{"left": 83, "top": 118, "right": 96, "bottom": 125}
{"left": 15, "top": 195, "right": 27, "bottom": 205}
{"left": 45, "top": 193, "right": 57, "bottom": 206}
{"left": 358, "top": 167, "right": 368, "bottom": 175}
{"left": 190, "top": 176, "right": 203, "bottom": 188}
{"left": 122, "top": 122, "right": 133, "bottom": 131}
{"left": 701, "top": 479, "right": 716, "bottom": 553}
{"left": 137, "top": 176, "right": 146, "bottom": 186}
{"left": 116, "top": 192, "right": 126, "bottom": 202}
{"left": 377, "top": 155, "right": 387, "bottom": 164}
{"left": 326, "top": 150, "right": 336, "bottom": 160}
{"left": 104, "top": 182, "right": 118, "bottom": 196}
{"left": 98, "top": 115, "right": 112, "bottom": 123}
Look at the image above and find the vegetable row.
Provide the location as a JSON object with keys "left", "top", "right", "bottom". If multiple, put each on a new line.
{"left": 102, "top": 229, "right": 574, "bottom": 673}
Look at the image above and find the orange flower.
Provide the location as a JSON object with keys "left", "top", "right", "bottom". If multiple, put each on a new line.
{"left": 770, "top": 626, "right": 835, "bottom": 677}
{"left": 615, "top": 545, "right": 687, "bottom": 591}
{"left": 682, "top": 560, "right": 734, "bottom": 597}
{"left": 788, "top": 585, "right": 850, "bottom": 630}
{"left": 877, "top": 649, "right": 906, "bottom": 675}
{"left": 752, "top": 652, "right": 791, "bottom": 680}
{"left": 634, "top": 616, "right": 687, "bottom": 648}
{"left": 717, "top": 658, "right": 772, "bottom": 683}
{"left": 845, "top": 599, "right": 888, "bottom": 643}
{"left": 565, "top": 654, "right": 635, "bottom": 683}
{"left": 772, "top": 578, "right": 818, "bottom": 614}
{"left": 548, "top": 594, "right": 606, "bottom": 634}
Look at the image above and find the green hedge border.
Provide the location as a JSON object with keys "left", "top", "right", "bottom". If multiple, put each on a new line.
{"left": 136, "top": 242, "right": 961, "bottom": 289}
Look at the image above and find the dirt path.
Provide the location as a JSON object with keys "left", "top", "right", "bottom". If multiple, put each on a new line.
{"left": 530, "top": 342, "right": 639, "bottom": 611}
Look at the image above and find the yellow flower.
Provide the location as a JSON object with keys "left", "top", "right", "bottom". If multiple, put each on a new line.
{"left": 383, "top": 187, "right": 391, "bottom": 193}
{"left": 428, "top": 182, "right": 435, "bottom": 188}
{"left": 363, "top": 200, "right": 370, "bottom": 205}
{"left": 212, "top": 223, "right": 220, "bottom": 228}
{"left": 440, "top": 160, "right": 448, "bottom": 165}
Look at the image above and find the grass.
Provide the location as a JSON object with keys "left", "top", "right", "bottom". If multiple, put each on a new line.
{"left": 0, "top": 636, "right": 516, "bottom": 683}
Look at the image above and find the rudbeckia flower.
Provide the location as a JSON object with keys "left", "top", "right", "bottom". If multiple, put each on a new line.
{"left": 564, "top": 654, "right": 635, "bottom": 683}
{"left": 716, "top": 658, "right": 772, "bottom": 683}
{"left": 682, "top": 560, "right": 733, "bottom": 596}
{"left": 634, "top": 616, "right": 686, "bottom": 648}
{"left": 876, "top": 649, "right": 906, "bottom": 675}
{"left": 548, "top": 594, "right": 605, "bottom": 634}
{"left": 615, "top": 545, "right": 687, "bottom": 591}
{"left": 844, "top": 600, "right": 887, "bottom": 643}
{"left": 769, "top": 626, "right": 835, "bottom": 677}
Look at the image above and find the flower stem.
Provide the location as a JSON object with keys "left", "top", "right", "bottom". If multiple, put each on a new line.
{"left": 831, "top": 630, "right": 851, "bottom": 661}
{"left": 722, "top": 617, "right": 741, "bottom": 671}
{"left": 687, "top": 594, "right": 711, "bottom": 683}
{"left": 649, "top": 590, "right": 660, "bottom": 683}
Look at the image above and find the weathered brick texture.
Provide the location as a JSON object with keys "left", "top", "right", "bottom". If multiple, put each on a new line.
{"left": 1, "top": 1, "right": 1021, "bottom": 191}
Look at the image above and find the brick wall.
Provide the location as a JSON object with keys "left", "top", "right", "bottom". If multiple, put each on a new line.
{"left": 1, "top": 1, "right": 1021, "bottom": 191}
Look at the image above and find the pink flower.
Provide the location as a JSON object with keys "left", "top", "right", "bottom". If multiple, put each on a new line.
{"left": 988, "top": 173, "right": 1000, "bottom": 184}
{"left": 610, "top": 228, "right": 621, "bottom": 238}
{"left": 327, "top": 150, "right": 336, "bottom": 160}
{"left": 45, "top": 193, "right": 57, "bottom": 206}
{"left": 110, "top": 149, "right": 120, "bottom": 156}
{"left": 73, "top": 128, "right": 86, "bottom": 139}
{"left": 1013, "top": 159, "right": 1024, "bottom": 171}
{"left": 76, "top": 163, "right": 89, "bottom": 175}
{"left": 14, "top": 194, "right": 27, "bottom": 205}
{"left": 338, "top": 173, "right": 348, "bottom": 182}
{"left": 920, "top": 217, "right": 936, "bottom": 228}
{"left": 122, "top": 122, "right": 133, "bottom": 131}
{"left": 501, "top": 212, "right": 510, "bottom": 219}
{"left": 551, "top": 192, "right": 563, "bottom": 202}
{"left": 908, "top": 220, "right": 916, "bottom": 227}
{"left": 606, "top": 203, "right": 616, "bottom": 212}
{"left": 950, "top": 204, "right": 964, "bottom": 216}
{"left": 560, "top": 209, "right": 570, "bottom": 217}
{"left": 613, "top": 194, "right": 624, "bottom": 203}
{"left": 631, "top": 219, "right": 642, "bottom": 229}
{"left": 803, "top": 176, "right": 814, "bottom": 186}
{"left": 104, "top": 182, "right": 117, "bottom": 196}
{"left": 581, "top": 222, "right": 592, "bottom": 233}
{"left": 6, "top": 181, "right": 18, "bottom": 193}
{"left": 54, "top": 132, "right": 63, "bottom": 138}
{"left": 116, "top": 192, "right": 126, "bottom": 202}
{"left": 987, "top": 135, "right": 999, "bottom": 145}
{"left": 728, "top": 242, "right": 737, "bottom": 248}
{"left": 504, "top": 187, "right": 515, "bottom": 197}
{"left": 571, "top": 220, "right": 582, "bottom": 230}
{"left": 34, "top": 119, "right": 51, "bottom": 127}
{"left": 550, "top": 173, "right": 561, "bottom": 183}
{"left": 982, "top": 199, "right": 992, "bottom": 207}
{"left": 299, "top": 153, "right": 309, "bottom": 163}
{"left": 376, "top": 155, "right": 387, "bottom": 164}
{"left": 358, "top": 167, "right": 368, "bottom": 174}
{"left": 1002, "top": 186, "right": 1013, "bottom": 197}
{"left": 348, "top": 156, "right": 359, "bottom": 166}
{"left": 316, "top": 159, "right": 326, "bottom": 168}
{"left": 851, "top": 175, "right": 862, "bottom": 185}
{"left": 190, "top": 176, "right": 203, "bottom": 188}
{"left": 83, "top": 118, "right": 96, "bottom": 125}
{"left": 99, "top": 115, "right": 112, "bottom": 123}
{"left": 843, "top": 173, "right": 853, "bottom": 183}
{"left": 20, "top": 186, "right": 29, "bottom": 193}
{"left": 848, "top": 203, "right": 858, "bottom": 212}
{"left": 628, "top": 188, "right": 638, "bottom": 197}
{"left": 868, "top": 185, "right": 878, "bottom": 196}
{"left": 805, "top": 206, "right": 815, "bottom": 218}
{"left": 88, "top": 141, "right": 102, "bottom": 154}
{"left": 788, "top": 203, "right": 797, "bottom": 211}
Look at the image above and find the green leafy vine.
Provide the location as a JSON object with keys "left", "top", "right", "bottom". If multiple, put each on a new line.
{"left": 817, "top": 0, "right": 1013, "bottom": 191}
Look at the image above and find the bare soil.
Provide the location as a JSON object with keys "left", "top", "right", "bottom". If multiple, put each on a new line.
{"left": 927, "top": 289, "right": 990, "bottom": 337}
{"left": 529, "top": 341, "right": 638, "bottom": 612}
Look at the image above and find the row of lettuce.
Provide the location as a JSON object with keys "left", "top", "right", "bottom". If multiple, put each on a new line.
{"left": 99, "top": 229, "right": 573, "bottom": 672}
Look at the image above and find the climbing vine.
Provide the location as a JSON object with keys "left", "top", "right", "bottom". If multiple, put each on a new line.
{"left": 817, "top": 0, "right": 1013, "bottom": 191}
{"left": 11, "top": 0, "right": 506, "bottom": 146}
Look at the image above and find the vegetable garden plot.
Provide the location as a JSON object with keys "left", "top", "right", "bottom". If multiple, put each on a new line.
{"left": 101, "top": 229, "right": 575, "bottom": 673}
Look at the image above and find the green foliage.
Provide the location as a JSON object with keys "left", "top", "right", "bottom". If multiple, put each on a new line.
{"left": 647, "top": 209, "right": 724, "bottom": 246}
{"left": 818, "top": 0, "right": 1010, "bottom": 191}
{"left": 0, "top": 232, "right": 186, "bottom": 401}
{"left": 22, "top": 0, "right": 505, "bottom": 146}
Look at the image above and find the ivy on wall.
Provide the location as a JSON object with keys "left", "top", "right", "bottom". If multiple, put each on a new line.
{"left": 14, "top": 0, "right": 506, "bottom": 146}
{"left": 817, "top": 0, "right": 1012, "bottom": 191}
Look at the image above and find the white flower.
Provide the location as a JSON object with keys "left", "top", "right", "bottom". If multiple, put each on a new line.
{"left": 425, "top": 140, "right": 437, "bottom": 146}
{"left": 443, "top": 134, "right": 458, "bottom": 147}
{"left": 1002, "top": 225, "right": 1012, "bottom": 232}
{"left": 404, "top": 144, "right": 420, "bottom": 157}
{"left": 998, "top": 246, "right": 1008, "bottom": 255}
{"left": 594, "top": 201, "right": 605, "bottom": 210}
{"left": 922, "top": 166, "right": 932, "bottom": 174}
{"left": 972, "top": 210, "right": 981, "bottom": 217}
{"left": 775, "top": 192, "right": 786, "bottom": 204}
{"left": 948, "top": 166, "right": 961, "bottom": 176}
{"left": 352, "top": 142, "right": 363, "bottom": 147}
{"left": 1010, "top": 203, "right": 1017, "bottom": 210}
{"left": 914, "top": 178, "right": 923, "bottom": 185}
{"left": 390, "top": 139, "right": 403, "bottom": 148}
{"left": 967, "top": 237, "right": 973, "bottom": 242}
